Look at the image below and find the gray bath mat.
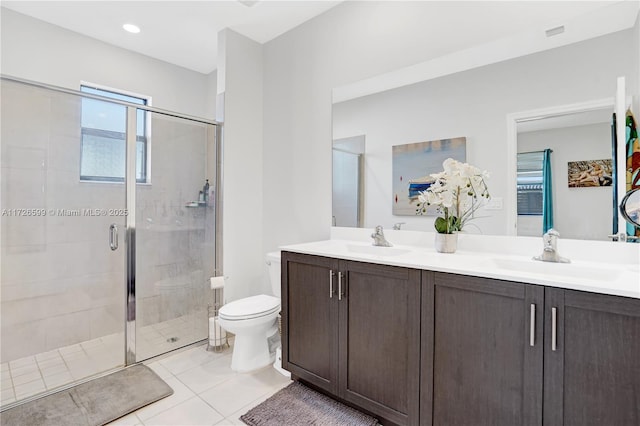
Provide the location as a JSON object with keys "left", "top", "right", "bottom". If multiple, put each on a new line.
{"left": 240, "top": 381, "right": 378, "bottom": 426}
{"left": 0, "top": 364, "right": 172, "bottom": 426}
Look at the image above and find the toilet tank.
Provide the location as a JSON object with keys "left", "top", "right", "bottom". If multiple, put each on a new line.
{"left": 265, "top": 251, "right": 282, "bottom": 297}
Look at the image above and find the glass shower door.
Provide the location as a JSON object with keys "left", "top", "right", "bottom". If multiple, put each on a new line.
{"left": 134, "top": 111, "right": 217, "bottom": 361}
{"left": 0, "top": 79, "right": 127, "bottom": 406}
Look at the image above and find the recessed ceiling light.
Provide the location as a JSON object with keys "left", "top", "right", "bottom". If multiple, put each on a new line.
{"left": 123, "top": 24, "right": 141, "bottom": 34}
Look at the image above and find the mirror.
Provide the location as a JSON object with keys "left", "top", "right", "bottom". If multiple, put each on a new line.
{"left": 620, "top": 188, "right": 640, "bottom": 228}
{"left": 332, "top": 5, "right": 638, "bottom": 241}
{"left": 332, "top": 135, "right": 365, "bottom": 227}
{"left": 515, "top": 107, "right": 615, "bottom": 240}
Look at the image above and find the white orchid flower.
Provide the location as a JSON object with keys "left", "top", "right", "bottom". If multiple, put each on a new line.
{"left": 416, "top": 158, "right": 491, "bottom": 232}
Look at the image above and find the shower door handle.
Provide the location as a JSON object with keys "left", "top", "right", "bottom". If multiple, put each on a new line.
{"left": 109, "top": 224, "right": 119, "bottom": 251}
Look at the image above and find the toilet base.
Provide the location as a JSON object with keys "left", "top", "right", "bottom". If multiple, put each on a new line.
{"left": 230, "top": 325, "right": 278, "bottom": 373}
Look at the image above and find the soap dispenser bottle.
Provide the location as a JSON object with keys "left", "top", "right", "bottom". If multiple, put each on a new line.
{"left": 203, "top": 179, "right": 210, "bottom": 203}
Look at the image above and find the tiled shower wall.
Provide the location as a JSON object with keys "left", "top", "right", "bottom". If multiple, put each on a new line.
{"left": 1, "top": 81, "right": 216, "bottom": 363}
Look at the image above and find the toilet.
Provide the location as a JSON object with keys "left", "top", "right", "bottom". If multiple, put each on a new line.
{"left": 217, "top": 252, "right": 282, "bottom": 373}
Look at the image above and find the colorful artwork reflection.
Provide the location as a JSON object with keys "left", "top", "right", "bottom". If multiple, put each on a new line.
{"left": 567, "top": 159, "right": 613, "bottom": 188}
{"left": 392, "top": 137, "right": 466, "bottom": 215}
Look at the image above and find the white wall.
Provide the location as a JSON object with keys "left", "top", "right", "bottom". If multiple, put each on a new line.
{"left": 217, "top": 29, "right": 267, "bottom": 300}
{"left": 517, "top": 123, "right": 613, "bottom": 240}
{"left": 0, "top": 7, "right": 214, "bottom": 118}
{"left": 331, "top": 30, "right": 634, "bottom": 236}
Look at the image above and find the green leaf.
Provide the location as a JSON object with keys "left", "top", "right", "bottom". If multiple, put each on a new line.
{"left": 435, "top": 215, "right": 461, "bottom": 233}
{"left": 434, "top": 217, "right": 448, "bottom": 233}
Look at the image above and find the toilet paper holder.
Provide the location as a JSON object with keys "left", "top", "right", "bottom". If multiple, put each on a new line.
{"left": 207, "top": 279, "right": 229, "bottom": 352}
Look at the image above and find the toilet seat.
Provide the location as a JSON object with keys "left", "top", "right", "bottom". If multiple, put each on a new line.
{"left": 219, "top": 295, "right": 280, "bottom": 321}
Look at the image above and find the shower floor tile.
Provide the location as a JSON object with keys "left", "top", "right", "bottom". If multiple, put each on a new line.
{"left": 0, "top": 333, "right": 123, "bottom": 409}
{"left": 0, "top": 314, "right": 209, "bottom": 409}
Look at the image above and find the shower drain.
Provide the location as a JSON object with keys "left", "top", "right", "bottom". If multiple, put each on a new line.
{"left": 166, "top": 337, "right": 179, "bottom": 343}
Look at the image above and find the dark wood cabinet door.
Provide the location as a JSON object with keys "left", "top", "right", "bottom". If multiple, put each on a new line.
{"left": 544, "top": 288, "right": 640, "bottom": 426}
{"left": 422, "top": 272, "right": 544, "bottom": 426}
{"left": 339, "top": 261, "right": 421, "bottom": 426}
{"left": 281, "top": 252, "right": 340, "bottom": 394}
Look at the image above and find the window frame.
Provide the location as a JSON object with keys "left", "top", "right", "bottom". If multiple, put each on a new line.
{"left": 79, "top": 82, "right": 152, "bottom": 184}
{"left": 516, "top": 151, "right": 544, "bottom": 216}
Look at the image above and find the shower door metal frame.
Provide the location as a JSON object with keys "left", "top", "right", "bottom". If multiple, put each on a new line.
{"left": 1, "top": 74, "right": 224, "bottom": 368}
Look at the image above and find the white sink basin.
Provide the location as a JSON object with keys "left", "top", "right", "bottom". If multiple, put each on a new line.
{"left": 492, "top": 258, "right": 620, "bottom": 282}
{"left": 346, "top": 244, "right": 411, "bottom": 257}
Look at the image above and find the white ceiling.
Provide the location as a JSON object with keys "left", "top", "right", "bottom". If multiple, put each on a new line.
{"left": 0, "top": 1, "right": 633, "bottom": 76}
{"left": 1, "top": 0, "right": 343, "bottom": 74}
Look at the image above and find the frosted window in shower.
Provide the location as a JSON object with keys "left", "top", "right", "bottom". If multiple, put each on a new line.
{"left": 80, "top": 85, "right": 149, "bottom": 182}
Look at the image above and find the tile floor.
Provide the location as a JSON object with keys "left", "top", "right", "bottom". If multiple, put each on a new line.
{"left": 0, "top": 333, "right": 123, "bottom": 406}
{"left": 2, "top": 341, "right": 291, "bottom": 425}
{"left": 108, "top": 345, "right": 291, "bottom": 426}
{"left": 0, "top": 313, "right": 210, "bottom": 408}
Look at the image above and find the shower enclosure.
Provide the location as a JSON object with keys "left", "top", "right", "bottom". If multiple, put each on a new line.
{"left": 0, "top": 76, "right": 222, "bottom": 407}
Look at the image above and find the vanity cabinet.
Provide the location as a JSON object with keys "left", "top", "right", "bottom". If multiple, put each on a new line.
{"left": 421, "top": 273, "right": 640, "bottom": 426}
{"left": 281, "top": 251, "right": 421, "bottom": 426}
{"left": 281, "top": 252, "right": 340, "bottom": 394}
{"left": 421, "top": 272, "right": 544, "bottom": 426}
{"left": 282, "top": 251, "right": 640, "bottom": 426}
{"left": 544, "top": 288, "right": 640, "bottom": 426}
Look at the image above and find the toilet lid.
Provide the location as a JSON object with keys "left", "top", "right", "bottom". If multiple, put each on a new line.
{"left": 219, "top": 295, "right": 280, "bottom": 320}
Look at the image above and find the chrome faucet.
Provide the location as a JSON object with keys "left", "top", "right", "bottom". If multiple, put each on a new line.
{"left": 371, "top": 225, "right": 393, "bottom": 247}
{"left": 533, "top": 229, "right": 570, "bottom": 263}
{"left": 393, "top": 222, "right": 405, "bottom": 230}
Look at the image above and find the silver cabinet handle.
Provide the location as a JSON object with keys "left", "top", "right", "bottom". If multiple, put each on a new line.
{"left": 551, "top": 307, "right": 558, "bottom": 351}
{"left": 530, "top": 304, "right": 536, "bottom": 347}
{"left": 109, "top": 224, "right": 118, "bottom": 251}
{"left": 329, "top": 270, "right": 335, "bottom": 298}
{"left": 337, "top": 271, "right": 343, "bottom": 301}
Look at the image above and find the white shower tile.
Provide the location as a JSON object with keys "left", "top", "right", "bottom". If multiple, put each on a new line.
{"left": 58, "top": 344, "right": 83, "bottom": 355}
{"left": 0, "top": 320, "right": 48, "bottom": 362}
{"left": 81, "top": 338, "right": 103, "bottom": 350}
{"left": 43, "top": 371, "right": 73, "bottom": 389}
{"left": 14, "top": 378, "right": 45, "bottom": 399}
{"left": 67, "top": 358, "right": 99, "bottom": 381}
{"left": 144, "top": 396, "right": 224, "bottom": 426}
{"left": 35, "top": 350, "right": 62, "bottom": 362}
{"left": 0, "top": 389, "right": 16, "bottom": 405}
{"left": 0, "top": 377, "right": 13, "bottom": 390}
{"left": 9, "top": 364, "right": 39, "bottom": 380}
{"left": 9, "top": 356, "right": 36, "bottom": 370}
{"left": 12, "top": 370, "right": 42, "bottom": 386}
{"left": 37, "top": 356, "right": 65, "bottom": 369}
{"left": 40, "top": 363, "right": 69, "bottom": 377}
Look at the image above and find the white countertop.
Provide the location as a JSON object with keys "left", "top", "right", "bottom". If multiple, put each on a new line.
{"left": 280, "top": 229, "right": 640, "bottom": 299}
